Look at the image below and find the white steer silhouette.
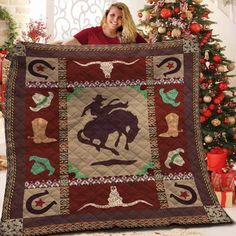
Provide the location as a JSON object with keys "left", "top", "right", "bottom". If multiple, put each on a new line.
{"left": 73, "top": 59, "right": 139, "bottom": 78}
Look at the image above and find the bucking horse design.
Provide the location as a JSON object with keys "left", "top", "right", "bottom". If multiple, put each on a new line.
{"left": 77, "top": 95, "right": 140, "bottom": 155}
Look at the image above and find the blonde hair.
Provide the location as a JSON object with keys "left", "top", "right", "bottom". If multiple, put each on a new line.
{"left": 101, "top": 2, "right": 137, "bottom": 43}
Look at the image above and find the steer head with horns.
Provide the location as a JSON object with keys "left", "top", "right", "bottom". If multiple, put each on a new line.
{"left": 73, "top": 59, "right": 139, "bottom": 78}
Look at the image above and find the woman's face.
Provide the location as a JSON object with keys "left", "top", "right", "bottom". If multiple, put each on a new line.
{"left": 106, "top": 6, "right": 123, "bottom": 31}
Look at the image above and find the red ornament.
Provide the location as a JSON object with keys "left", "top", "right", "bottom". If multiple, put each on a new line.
{"left": 224, "top": 118, "right": 229, "bottom": 124}
{"left": 189, "top": 23, "right": 201, "bottom": 33}
{"left": 202, "top": 11, "right": 209, "bottom": 18}
{"left": 200, "top": 58, "right": 205, "bottom": 64}
{"left": 173, "top": 7, "right": 180, "bottom": 14}
{"left": 218, "top": 83, "right": 228, "bottom": 91}
{"left": 200, "top": 31, "right": 212, "bottom": 46}
{"left": 167, "top": 31, "right": 172, "bottom": 37}
{"left": 208, "top": 64, "right": 216, "bottom": 71}
{"left": 188, "top": 5, "right": 195, "bottom": 12}
{"left": 203, "top": 109, "right": 212, "bottom": 118}
{"left": 213, "top": 98, "right": 221, "bottom": 104}
{"left": 217, "top": 108, "right": 223, "bottom": 114}
{"left": 218, "top": 93, "right": 225, "bottom": 100}
{"left": 212, "top": 55, "right": 221, "bottom": 63}
{"left": 180, "top": 12, "right": 187, "bottom": 20}
{"left": 200, "top": 115, "right": 206, "bottom": 123}
{"left": 209, "top": 104, "right": 215, "bottom": 110}
{"left": 160, "top": 8, "right": 172, "bottom": 19}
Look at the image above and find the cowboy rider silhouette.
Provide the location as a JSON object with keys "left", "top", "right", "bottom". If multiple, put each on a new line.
{"left": 81, "top": 94, "right": 128, "bottom": 118}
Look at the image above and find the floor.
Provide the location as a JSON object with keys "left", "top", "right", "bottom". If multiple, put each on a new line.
{"left": 0, "top": 117, "right": 236, "bottom": 236}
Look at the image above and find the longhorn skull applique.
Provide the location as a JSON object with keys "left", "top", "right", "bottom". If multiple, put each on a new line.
{"left": 73, "top": 59, "right": 139, "bottom": 78}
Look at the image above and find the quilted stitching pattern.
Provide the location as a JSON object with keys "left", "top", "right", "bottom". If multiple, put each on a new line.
{"left": 0, "top": 41, "right": 232, "bottom": 236}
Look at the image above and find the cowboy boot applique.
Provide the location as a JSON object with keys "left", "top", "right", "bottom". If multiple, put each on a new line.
{"left": 28, "top": 118, "right": 57, "bottom": 143}
{"left": 159, "top": 113, "right": 183, "bottom": 137}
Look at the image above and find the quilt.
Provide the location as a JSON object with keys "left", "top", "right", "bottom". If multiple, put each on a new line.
{"left": 0, "top": 40, "right": 233, "bottom": 235}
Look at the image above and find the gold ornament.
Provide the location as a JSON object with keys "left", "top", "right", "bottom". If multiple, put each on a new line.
{"left": 204, "top": 135, "right": 213, "bottom": 143}
{"left": 186, "top": 11, "right": 193, "bottom": 20}
{"left": 227, "top": 116, "right": 236, "bottom": 125}
{"left": 158, "top": 26, "right": 167, "bottom": 34}
{"left": 171, "top": 28, "right": 181, "bottom": 38}
{"left": 217, "top": 65, "right": 225, "bottom": 73}
{"left": 203, "top": 95, "right": 212, "bottom": 103}
{"left": 211, "top": 119, "right": 221, "bottom": 127}
{"left": 227, "top": 63, "right": 235, "bottom": 71}
{"left": 214, "top": 43, "right": 221, "bottom": 50}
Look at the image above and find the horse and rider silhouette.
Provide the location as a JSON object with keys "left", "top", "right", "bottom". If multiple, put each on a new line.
{"left": 77, "top": 94, "right": 140, "bottom": 155}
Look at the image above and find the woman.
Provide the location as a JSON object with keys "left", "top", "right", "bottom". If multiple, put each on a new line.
{"left": 62, "top": 2, "right": 146, "bottom": 45}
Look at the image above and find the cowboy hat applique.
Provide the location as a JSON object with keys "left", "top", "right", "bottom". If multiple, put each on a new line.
{"left": 30, "top": 92, "right": 54, "bottom": 112}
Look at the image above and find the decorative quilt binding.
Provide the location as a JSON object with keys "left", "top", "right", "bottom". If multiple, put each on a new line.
{"left": 0, "top": 40, "right": 233, "bottom": 235}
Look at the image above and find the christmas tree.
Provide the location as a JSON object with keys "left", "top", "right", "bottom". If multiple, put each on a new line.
{"left": 137, "top": 0, "right": 236, "bottom": 163}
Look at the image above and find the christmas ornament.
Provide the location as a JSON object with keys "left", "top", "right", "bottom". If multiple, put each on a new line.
{"left": 213, "top": 43, "right": 221, "bottom": 50}
{"left": 200, "top": 115, "right": 206, "bottom": 123}
{"left": 158, "top": 26, "right": 167, "bottom": 34}
{"left": 218, "top": 83, "right": 228, "bottom": 91}
{"left": 204, "top": 135, "right": 213, "bottom": 143}
{"left": 203, "top": 109, "right": 212, "bottom": 118}
{"left": 211, "top": 118, "right": 221, "bottom": 127}
{"left": 217, "top": 65, "right": 225, "bottom": 73}
{"left": 203, "top": 95, "right": 212, "bottom": 103}
{"left": 202, "top": 10, "right": 209, "bottom": 18}
{"left": 213, "top": 98, "right": 221, "bottom": 105}
{"left": 189, "top": 23, "right": 201, "bottom": 33}
{"left": 171, "top": 28, "right": 181, "bottom": 38}
{"left": 209, "top": 104, "right": 215, "bottom": 110}
{"left": 180, "top": 12, "right": 187, "bottom": 20}
{"left": 212, "top": 55, "right": 221, "bottom": 63}
{"left": 227, "top": 63, "right": 235, "bottom": 71}
{"left": 200, "top": 31, "right": 212, "bottom": 46}
{"left": 218, "top": 93, "right": 225, "bottom": 101}
{"left": 227, "top": 116, "right": 236, "bottom": 125}
{"left": 173, "top": 7, "right": 180, "bottom": 14}
{"left": 200, "top": 58, "right": 205, "bottom": 65}
{"left": 160, "top": 8, "right": 172, "bottom": 19}
{"left": 186, "top": 11, "right": 193, "bottom": 20}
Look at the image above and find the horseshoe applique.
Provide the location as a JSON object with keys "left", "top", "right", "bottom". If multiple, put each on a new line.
{"left": 169, "top": 182, "right": 197, "bottom": 205}
{"left": 26, "top": 190, "right": 57, "bottom": 214}
{"left": 28, "top": 59, "right": 55, "bottom": 79}
{"left": 156, "top": 57, "right": 181, "bottom": 77}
